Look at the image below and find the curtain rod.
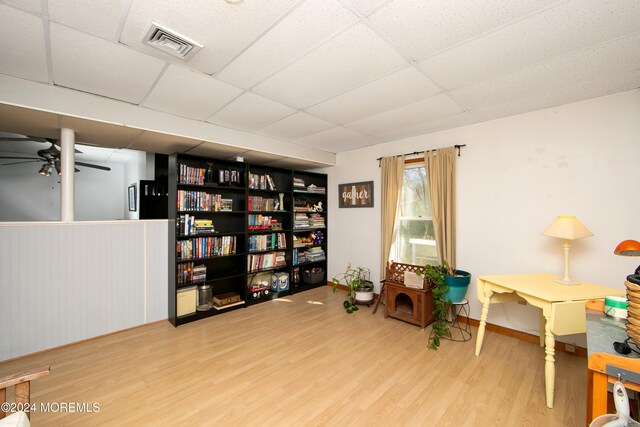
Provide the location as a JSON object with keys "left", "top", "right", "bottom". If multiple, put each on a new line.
{"left": 376, "top": 144, "right": 466, "bottom": 164}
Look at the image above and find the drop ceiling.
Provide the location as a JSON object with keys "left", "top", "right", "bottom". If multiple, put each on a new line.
{"left": 0, "top": 0, "right": 638, "bottom": 163}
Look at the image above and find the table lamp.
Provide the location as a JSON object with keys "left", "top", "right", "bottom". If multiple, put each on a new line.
{"left": 542, "top": 215, "right": 593, "bottom": 285}
{"left": 614, "top": 240, "right": 640, "bottom": 285}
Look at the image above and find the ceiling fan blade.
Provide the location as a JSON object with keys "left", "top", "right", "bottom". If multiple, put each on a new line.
{"left": 2, "top": 160, "right": 42, "bottom": 166}
{"left": 0, "top": 156, "right": 41, "bottom": 160}
{"left": 76, "top": 161, "right": 110, "bottom": 171}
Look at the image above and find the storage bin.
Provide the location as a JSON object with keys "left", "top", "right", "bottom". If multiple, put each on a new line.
{"left": 303, "top": 268, "right": 325, "bottom": 284}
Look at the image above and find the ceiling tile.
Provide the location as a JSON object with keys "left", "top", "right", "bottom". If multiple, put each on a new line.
{"left": 48, "top": 0, "right": 125, "bottom": 40}
{"left": 234, "top": 150, "right": 286, "bottom": 163}
{"left": 185, "top": 142, "right": 245, "bottom": 158}
{"left": 128, "top": 131, "right": 202, "bottom": 154}
{"left": 217, "top": 0, "right": 358, "bottom": 89}
{"left": 207, "top": 92, "right": 296, "bottom": 131}
{"left": 120, "top": 0, "right": 298, "bottom": 75}
{"left": 50, "top": 23, "right": 166, "bottom": 104}
{"left": 449, "top": 33, "right": 640, "bottom": 112}
{"left": 2, "top": 0, "right": 40, "bottom": 14}
{"left": 59, "top": 117, "right": 144, "bottom": 149}
{"left": 253, "top": 23, "right": 408, "bottom": 108}
{"left": 419, "top": 0, "right": 640, "bottom": 90}
{"left": 0, "top": 5, "right": 48, "bottom": 83}
{"left": 475, "top": 70, "right": 640, "bottom": 123}
{"left": 295, "top": 126, "right": 379, "bottom": 152}
{"left": 306, "top": 67, "right": 441, "bottom": 124}
{"left": 368, "top": 0, "right": 558, "bottom": 61}
{"left": 343, "top": 0, "right": 389, "bottom": 16}
{"left": 375, "top": 112, "right": 478, "bottom": 141}
{"left": 0, "top": 105, "right": 60, "bottom": 138}
{"left": 345, "top": 93, "right": 463, "bottom": 136}
{"left": 259, "top": 112, "right": 334, "bottom": 140}
{"left": 142, "top": 65, "right": 243, "bottom": 120}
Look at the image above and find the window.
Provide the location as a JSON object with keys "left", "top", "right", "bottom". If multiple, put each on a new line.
{"left": 390, "top": 164, "right": 438, "bottom": 266}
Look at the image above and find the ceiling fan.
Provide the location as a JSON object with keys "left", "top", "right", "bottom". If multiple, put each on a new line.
{"left": 0, "top": 135, "right": 111, "bottom": 176}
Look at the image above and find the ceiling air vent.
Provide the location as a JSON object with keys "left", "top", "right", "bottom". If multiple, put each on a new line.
{"left": 143, "top": 21, "right": 203, "bottom": 60}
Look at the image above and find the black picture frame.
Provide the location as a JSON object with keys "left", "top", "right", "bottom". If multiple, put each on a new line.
{"left": 128, "top": 184, "right": 137, "bottom": 212}
{"left": 338, "top": 181, "right": 374, "bottom": 208}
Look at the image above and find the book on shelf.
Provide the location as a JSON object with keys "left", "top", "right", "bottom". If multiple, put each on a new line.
{"left": 247, "top": 251, "right": 287, "bottom": 272}
{"left": 248, "top": 173, "right": 277, "bottom": 191}
{"left": 248, "top": 233, "right": 286, "bottom": 252}
{"left": 177, "top": 235, "right": 237, "bottom": 260}
{"left": 192, "top": 264, "right": 207, "bottom": 283}
{"left": 178, "top": 164, "right": 206, "bottom": 185}
{"left": 177, "top": 190, "right": 229, "bottom": 212}
{"left": 213, "top": 292, "right": 242, "bottom": 306}
{"left": 213, "top": 300, "right": 245, "bottom": 310}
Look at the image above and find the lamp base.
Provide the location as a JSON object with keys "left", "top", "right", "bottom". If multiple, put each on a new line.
{"left": 554, "top": 279, "right": 581, "bottom": 286}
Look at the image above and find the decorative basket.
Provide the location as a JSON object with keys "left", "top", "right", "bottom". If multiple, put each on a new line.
{"left": 626, "top": 280, "right": 640, "bottom": 345}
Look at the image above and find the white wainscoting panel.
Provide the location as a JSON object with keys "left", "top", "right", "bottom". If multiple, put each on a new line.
{"left": 0, "top": 220, "right": 169, "bottom": 361}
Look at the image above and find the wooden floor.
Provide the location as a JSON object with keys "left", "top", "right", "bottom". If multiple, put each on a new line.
{"left": 1, "top": 286, "right": 587, "bottom": 426}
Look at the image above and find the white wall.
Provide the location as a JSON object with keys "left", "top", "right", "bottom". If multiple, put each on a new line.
{"left": 0, "top": 220, "right": 168, "bottom": 361}
{"left": 123, "top": 150, "right": 148, "bottom": 220}
{"left": 327, "top": 89, "right": 640, "bottom": 344}
{"left": 0, "top": 153, "right": 126, "bottom": 221}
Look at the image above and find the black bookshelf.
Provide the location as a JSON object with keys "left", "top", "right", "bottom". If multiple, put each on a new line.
{"left": 168, "top": 153, "right": 327, "bottom": 327}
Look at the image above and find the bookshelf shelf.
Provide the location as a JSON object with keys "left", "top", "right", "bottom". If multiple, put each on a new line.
{"left": 168, "top": 154, "right": 327, "bottom": 326}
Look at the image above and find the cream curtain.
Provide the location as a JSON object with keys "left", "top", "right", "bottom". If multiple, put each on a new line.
{"left": 380, "top": 155, "right": 405, "bottom": 279}
{"left": 425, "top": 147, "right": 457, "bottom": 269}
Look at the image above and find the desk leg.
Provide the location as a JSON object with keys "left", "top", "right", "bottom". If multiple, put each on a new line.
{"left": 475, "top": 289, "right": 493, "bottom": 356}
{"left": 587, "top": 370, "right": 608, "bottom": 424}
{"left": 544, "top": 315, "right": 556, "bottom": 409}
{"left": 539, "top": 311, "right": 545, "bottom": 347}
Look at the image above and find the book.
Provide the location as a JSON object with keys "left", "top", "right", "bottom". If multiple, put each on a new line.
{"left": 213, "top": 300, "right": 245, "bottom": 310}
{"left": 213, "top": 292, "right": 242, "bottom": 306}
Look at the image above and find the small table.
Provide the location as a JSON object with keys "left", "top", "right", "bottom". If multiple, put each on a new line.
{"left": 384, "top": 281, "right": 434, "bottom": 328}
{"left": 586, "top": 309, "right": 640, "bottom": 424}
{"left": 474, "top": 273, "right": 625, "bottom": 409}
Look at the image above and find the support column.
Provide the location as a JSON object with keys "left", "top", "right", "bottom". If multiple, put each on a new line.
{"left": 60, "top": 128, "right": 75, "bottom": 222}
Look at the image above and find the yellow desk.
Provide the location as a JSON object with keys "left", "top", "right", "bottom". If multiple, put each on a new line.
{"left": 474, "top": 273, "right": 625, "bottom": 409}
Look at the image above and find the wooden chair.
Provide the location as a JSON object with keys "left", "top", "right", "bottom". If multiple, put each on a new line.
{"left": 0, "top": 366, "right": 49, "bottom": 420}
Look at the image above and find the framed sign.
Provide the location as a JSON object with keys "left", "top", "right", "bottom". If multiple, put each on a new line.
{"left": 338, "top": 181, "right": 374, "bottom": 208}
{"left": 128, "top": 184, "right": 137, "bottom": 212}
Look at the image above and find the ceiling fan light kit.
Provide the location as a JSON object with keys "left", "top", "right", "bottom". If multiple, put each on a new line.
{"left": 1, "top": 134, "right": 111, "bottom": 175}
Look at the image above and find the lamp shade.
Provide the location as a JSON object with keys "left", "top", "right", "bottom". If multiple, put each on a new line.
{"left": 614, "top": 240, "right": 640, "bottom": 257}
{"left": 541, "top": 215, "right": 593, "bottom": 240}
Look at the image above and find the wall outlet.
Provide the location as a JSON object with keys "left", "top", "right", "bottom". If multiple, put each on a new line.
{"left": 565, "top": 343, "right": 576, "bottom": 353}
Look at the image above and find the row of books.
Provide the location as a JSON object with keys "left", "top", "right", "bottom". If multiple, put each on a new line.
{"left": 247, "top": 251, "right": 286, "bottom": 272}
{"left": 306, "top": 184, "right": 326, "bottom": 194}
{"left": 294, "top": 212, "right": 310, "bottom": 228}
{"left": 178, "top": 164, "right": 206, "bottom": 185}
{"left": 177, "top": 263, "right": 207, "bottom": 285}
{"left": 293, "top": 177, "right": 305, "bottom": 190}
{"left": 292, "top": 247, "right": 326, "bottom": 265}
{"left": 248, "top": 233, "right": 286, "bottom": 252}
{"left": 308, "top": 213, "right": 325, "bottom": 228}
{"left": 248, "top": 195, "right": 280, "bottom": 212}
{"left": 177, "top": 190, "right": 233, "bottom": 212}
{"left": 177, "top": 235, "right": 237, "bottom": 260}
{"left": 177, "top": 215, "right": 216, "bottom": 236}
{"left": 248, "top": 214, "right": 281, "bottom": 231}
{"left": 249, "top": 173, "right": 276, "bottom": 190}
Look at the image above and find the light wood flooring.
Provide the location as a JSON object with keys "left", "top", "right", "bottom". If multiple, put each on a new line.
{"left": 1, "top": 286, "right": 587, "bottom": 426}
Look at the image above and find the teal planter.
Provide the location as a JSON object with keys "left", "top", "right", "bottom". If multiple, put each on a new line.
{"left": 444, "top": 270, "right": 471, "bottom": 303}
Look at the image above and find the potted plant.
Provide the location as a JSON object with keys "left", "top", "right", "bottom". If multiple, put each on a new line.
{"left": 417, "top": 263, "right": 450, "bottom": 349}
{"left": 418, "top": 261, "right": 472, "bottom": 349}
{"left": 332, "top": 265, "right": 374, "bottom": 313}
{"left": 443, "top": 264, "right": 471, "bottom": 304}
